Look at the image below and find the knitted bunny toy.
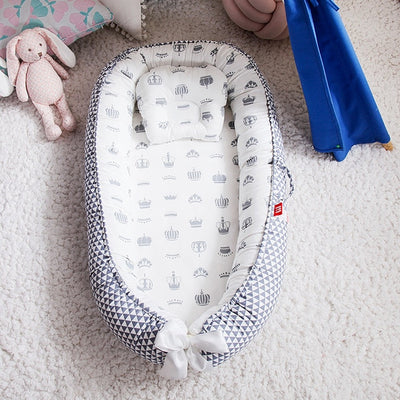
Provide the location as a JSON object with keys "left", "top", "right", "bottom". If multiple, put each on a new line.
{"left": 222, "top": 0, "right": 288, "bottom": 39}
{"left": 6, "top": 27, "right": 76, "bottom": 140}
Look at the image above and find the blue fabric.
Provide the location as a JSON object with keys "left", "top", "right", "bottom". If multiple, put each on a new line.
{"left": 285, "top": 0, "right": 391, "bottom": 161}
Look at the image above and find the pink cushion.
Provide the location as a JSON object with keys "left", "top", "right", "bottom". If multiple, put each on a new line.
{"left": 0, "top": 0, "right": 113, "bottom": 59}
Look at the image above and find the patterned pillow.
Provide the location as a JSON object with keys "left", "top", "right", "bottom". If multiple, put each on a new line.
{"left": 136, "top": 65, "right": 228, "bottom": 145}
{"left": 0, "top": 0, "right": 113, "bottom": 59}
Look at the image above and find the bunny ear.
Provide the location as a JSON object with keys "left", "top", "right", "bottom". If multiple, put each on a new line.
{"left": 0, "top": 57, "right": 14, "bottom": 97}
{"left": 34, "top": 27, "right": 76, "bottom": 68}
{"left": 0, "top": 57, "right": 7, "bottom": 69}
{"left": 6, "top": 35, "right": 22, "bottom": 86}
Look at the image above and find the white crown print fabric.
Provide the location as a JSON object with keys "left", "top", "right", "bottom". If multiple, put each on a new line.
{"left": 136, "top": 64, "right": 228, "bottom": 144}
{"left": 85, "top": 41, "right": 292, "bottom": 379}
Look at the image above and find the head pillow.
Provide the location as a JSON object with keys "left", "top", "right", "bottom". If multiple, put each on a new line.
{"left": 136, "top": 64, "right": 228, "bottom": 144}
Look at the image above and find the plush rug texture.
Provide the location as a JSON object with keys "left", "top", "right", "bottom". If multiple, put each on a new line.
{"left": 1, "top": 0, "right": 399, "bottom": 398}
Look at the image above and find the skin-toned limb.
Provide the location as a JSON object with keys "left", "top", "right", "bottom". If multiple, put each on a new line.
{"left": 32, "top": 101, "right": 62, "bottom": 140}
{"left": 56, "top": 93, "right": 76, "bottom": 132}
{"left": 44, "top": 54, "right": 69, "bottom": 80}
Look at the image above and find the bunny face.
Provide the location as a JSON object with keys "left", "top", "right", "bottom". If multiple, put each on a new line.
{"left": 16, "top": 30, "right": 48, "bottom": 63}
{"left": 7, "top": 27, "right": 76, "bottom": 87}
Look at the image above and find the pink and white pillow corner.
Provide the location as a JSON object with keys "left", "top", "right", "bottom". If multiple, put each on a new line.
{"left": 0, "top": 0, "right": 114, "bottom": 60}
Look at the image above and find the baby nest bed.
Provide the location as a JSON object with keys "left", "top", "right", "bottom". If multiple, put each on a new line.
{"left": 85, "top": 41, "right": 293, "bottom": 379}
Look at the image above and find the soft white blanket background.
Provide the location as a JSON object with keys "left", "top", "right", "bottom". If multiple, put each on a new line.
{"left": 1, "top": 0, "right": 399, "bottom": 398}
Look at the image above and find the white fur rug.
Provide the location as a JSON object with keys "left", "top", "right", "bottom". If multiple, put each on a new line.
{"left": 1, "top": 0, "right": 399, "bottom": 398}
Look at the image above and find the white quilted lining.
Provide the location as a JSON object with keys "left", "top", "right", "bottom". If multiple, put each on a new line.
{"left": 95, "top": 42, "right": 273, "bottom": 326}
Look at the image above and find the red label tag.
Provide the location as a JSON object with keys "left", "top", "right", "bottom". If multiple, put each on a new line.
{"left": 274, "top": 203, "right": 283, "bottom": 216}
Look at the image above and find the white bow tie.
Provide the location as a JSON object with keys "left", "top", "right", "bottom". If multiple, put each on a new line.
{"left": 155, "top": 319, "right": 229, "bottom": 379}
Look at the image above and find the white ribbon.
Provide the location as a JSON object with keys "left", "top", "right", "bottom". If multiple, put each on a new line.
{"left": 155, "top": 319, "right": 229, "bottom": 379}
